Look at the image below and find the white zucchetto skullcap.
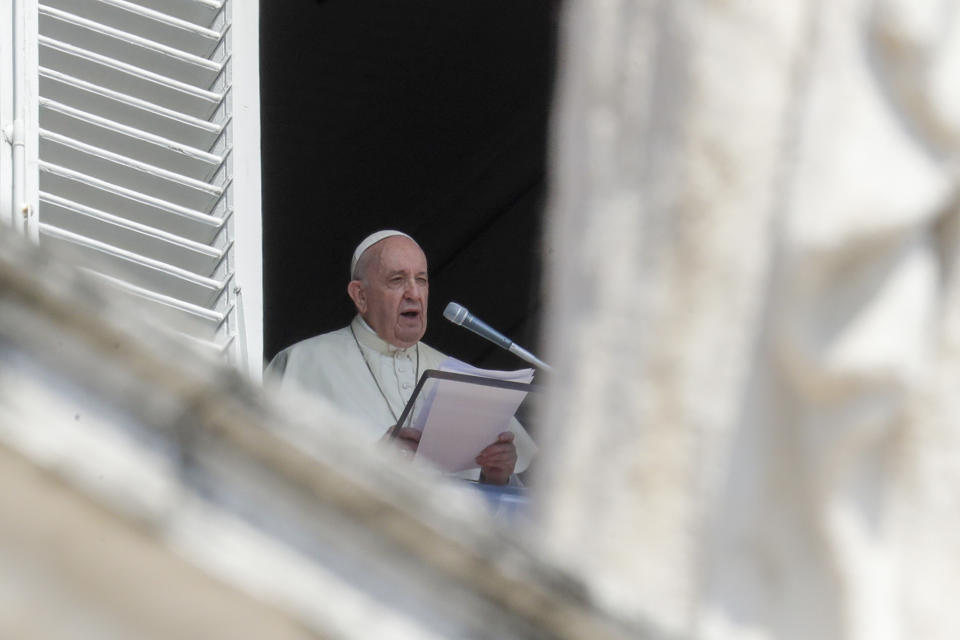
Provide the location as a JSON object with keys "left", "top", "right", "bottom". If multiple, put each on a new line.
{"left": 350, "top": 229, "right": 414, "bottom": 279}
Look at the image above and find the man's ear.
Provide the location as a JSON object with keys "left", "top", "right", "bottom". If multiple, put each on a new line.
{"left": 347, "top": 280, "right": 366, "bottom": 314}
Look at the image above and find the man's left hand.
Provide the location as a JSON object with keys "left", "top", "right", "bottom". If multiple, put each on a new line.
{"left": 476, "top": 431, "right": 517, "bottom": 485}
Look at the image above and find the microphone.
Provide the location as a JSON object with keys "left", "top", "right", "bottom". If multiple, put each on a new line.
{"left": 443, "top": 301, "right": 552, "bottom": 371}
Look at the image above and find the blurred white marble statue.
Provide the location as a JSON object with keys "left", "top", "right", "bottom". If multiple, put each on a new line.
{"left": 536, "top": 2, "right": 960, "bottom": 639}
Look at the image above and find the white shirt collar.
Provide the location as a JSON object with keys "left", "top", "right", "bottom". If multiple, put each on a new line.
{"left": 351, "top": 315, "right": 416, "bottom": 356}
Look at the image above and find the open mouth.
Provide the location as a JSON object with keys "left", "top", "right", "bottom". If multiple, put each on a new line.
{"left": 400, "top": 310, "right": 420, "bottom": 319}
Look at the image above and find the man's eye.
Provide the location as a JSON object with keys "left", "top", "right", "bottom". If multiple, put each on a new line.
{"left": 417, "top": 278, "right": 428, "bottom": 285}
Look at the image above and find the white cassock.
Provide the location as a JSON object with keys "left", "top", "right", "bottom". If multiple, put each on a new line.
{"left": 265, "top": 315, "right": 537, "bottom": 479}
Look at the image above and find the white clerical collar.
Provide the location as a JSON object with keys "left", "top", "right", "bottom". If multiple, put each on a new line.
{"left": 351, "top": 315, "right": 416, "bottom": 356}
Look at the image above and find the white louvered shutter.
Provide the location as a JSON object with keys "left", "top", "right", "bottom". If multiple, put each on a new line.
{"left": 5, "top": 0, "right": 263, "bottom": 374}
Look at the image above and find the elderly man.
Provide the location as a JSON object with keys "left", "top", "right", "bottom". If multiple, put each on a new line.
{"left": 266, "top": 230, "right": 536, "bottom": 485}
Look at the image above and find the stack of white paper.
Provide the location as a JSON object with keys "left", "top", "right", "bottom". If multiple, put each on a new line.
{"left": 408, "top": 358, "right": 533, "bottom": 473}
{"left": 438, "top": 357, "right": 534, "bottom": 383}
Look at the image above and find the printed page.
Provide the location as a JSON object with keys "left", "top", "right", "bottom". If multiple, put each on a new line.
{"left": 409, "top": 362, "right": 533, "bottom": 473}
{"left": 437, "top": 356, "right": 534, "bottom": 383}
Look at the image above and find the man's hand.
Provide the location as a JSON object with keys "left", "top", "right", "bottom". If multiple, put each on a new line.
{"left": 476, "top": 431, "right": 517, "bottom": 485}
{"left": 380, "top": 425, "right": 421, "bottom": 458}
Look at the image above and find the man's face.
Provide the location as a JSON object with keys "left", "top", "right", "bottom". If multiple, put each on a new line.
{"left": 351, "top": 236, "right": 429, "bottom": 348}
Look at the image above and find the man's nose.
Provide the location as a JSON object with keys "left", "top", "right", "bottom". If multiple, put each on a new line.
{"left": 402, "top": 278, "right": 424, "bottom": 298}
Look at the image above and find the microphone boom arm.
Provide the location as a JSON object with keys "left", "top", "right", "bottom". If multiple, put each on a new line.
{"left": 507, "top": 342, "right": 552, "bottom": 372}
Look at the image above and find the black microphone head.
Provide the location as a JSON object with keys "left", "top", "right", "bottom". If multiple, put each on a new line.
{"left": 443, "top": 301, "right": 469, "bottom": 325}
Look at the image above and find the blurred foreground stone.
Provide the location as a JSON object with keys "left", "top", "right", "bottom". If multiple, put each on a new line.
{"left": 0, "top": 231, "right": 639, "bottom": 639}
{"left": 536, "top": 2, "right": 960, "bottom": 640}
